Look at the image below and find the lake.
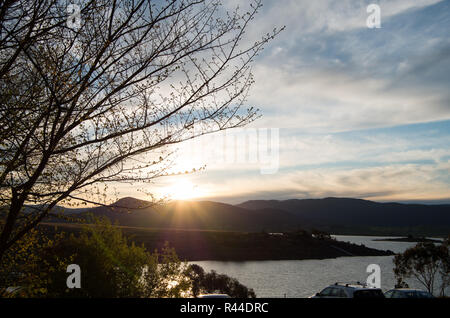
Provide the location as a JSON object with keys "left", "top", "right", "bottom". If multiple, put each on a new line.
{"left": 191, "top": 235, "right": 447, "bottom": 298}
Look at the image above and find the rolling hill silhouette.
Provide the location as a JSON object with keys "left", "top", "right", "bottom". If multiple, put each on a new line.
{"left": 47, "top": 197, "right": 450, "bottom": 235}
{"left": 77, "top": 197, "right": 297, "bottom": 232}
{"left": 237, "top": 197, "right": 450, "bottom": 227}
{"left": 237, "top": 197, "right": 450, "bottom": 235}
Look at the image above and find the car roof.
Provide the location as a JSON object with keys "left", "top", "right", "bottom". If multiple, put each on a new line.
{"left": 332, "top": 282, "right": 380, "bottom": 290}
{"left": 197, "top": 294, "right": 231, "bottom": 298}
{"left": 389, "top": 288, "right": 428, "bottom": 292}
{"left": 343, "top": 286, "right": 380, "bottom": 291}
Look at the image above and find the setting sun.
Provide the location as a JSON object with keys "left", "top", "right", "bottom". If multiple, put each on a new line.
{"left": 163, "top": 179, "right": 202, "bottom": 200}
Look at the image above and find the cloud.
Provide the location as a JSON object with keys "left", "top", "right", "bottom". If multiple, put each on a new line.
{"left": 238, "top": 0, "right": 450, "bottom": 132}
{"left": 152, "top": 120, "right": 450, "bottom": 204}
{"left": 249, "top": 64, "right": 450, "bottom": 132}
{"left": 278, "top": 127, "right": 450, "bottom": 167}
{"left": 117, "top": 1, "right": 450, "bottom": 204}
{"left": 198, "top": 161, "right": 450, "bottom": 204}
{"left": 230, "top": 0, "right": 443, "bottom": 38}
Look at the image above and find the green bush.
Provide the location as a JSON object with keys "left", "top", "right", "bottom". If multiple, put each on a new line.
{"left": 186, "top": 264, "right": 256, "bottom": 298}
{"left": 2, "top": 217, "right": 256, "bottom": 298}
{"left": 45, "top": 217, "right": 191, "bottom": 297}
{"left": 1, "top": 217, "right": 191, "bottom": 298}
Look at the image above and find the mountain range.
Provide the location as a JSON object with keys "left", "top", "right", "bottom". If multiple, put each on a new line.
{"left": 44, "top": 196, "right": 450, "bottom": 236}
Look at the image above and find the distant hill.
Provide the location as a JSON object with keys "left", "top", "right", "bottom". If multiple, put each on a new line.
{"left": 62, "top": 197, "right": 299, "bottom": 232}
{"left": 237, "top": 197, "right": 450, "bottom": 235}
{"left": 45, "top": 197, "right": 450, "bottom": 236}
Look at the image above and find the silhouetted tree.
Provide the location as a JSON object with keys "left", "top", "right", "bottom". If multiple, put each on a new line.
{"left": 186, "top": 264, "right": 256, "bottom": 298}
{"left": 311, "top": 229, "right": 331, "bottom": 240}
{"left": 0, "top": 0, "right": 282, "bottom": 262}
{"left": 394, "top": 241, "right": 449, "bottom": 296}
{"left": 439, "top": 236, "right": 450, "bottom": 296}
{"left": 186, "top": 263, "right": 205, "bottom": 297}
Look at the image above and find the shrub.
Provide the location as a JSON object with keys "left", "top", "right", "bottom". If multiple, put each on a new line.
{"left": 186, "top": 264, "right": 256, "bottom": 298}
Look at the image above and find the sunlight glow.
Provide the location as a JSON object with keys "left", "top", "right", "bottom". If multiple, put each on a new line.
{"left": 163, "top": 179, "right": 204, "bottom": 200}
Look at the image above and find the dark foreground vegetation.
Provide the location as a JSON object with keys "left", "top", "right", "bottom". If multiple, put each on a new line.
{"left": 41, "top": 223, "right": 394, "bottom": 261}
{"left": 0, "top": 218, "right": 255, "bottom": 298}
{"left": 394, "top": 237, "right": 449, "bottom": 297}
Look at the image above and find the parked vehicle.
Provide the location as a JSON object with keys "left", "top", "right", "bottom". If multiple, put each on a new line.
{"left": 310, "top": 282, "right": 385, "bottom": 298}
{"left": 384, "top": 289, "right": 434, "bottom": 298}
{"left": 197, "top": 294, "right": 231, "bottom": 298}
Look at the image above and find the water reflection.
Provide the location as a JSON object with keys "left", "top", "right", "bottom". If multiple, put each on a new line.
{"left": 191, "top": 235, "right": 447, "bottom": 298}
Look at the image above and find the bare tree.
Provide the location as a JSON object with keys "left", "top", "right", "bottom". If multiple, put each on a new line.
{"left": 0, "top": 0, "right": 282, "bottom": 261}
{"left": 439, "top": 236, "right": 450, "bottom": 297}
{"left": 394, "top": 241, "right": 449, "bottom": 296}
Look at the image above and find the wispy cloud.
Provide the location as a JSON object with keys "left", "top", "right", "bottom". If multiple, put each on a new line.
{"left": 243, "top": 0, "right": 450, "bottom": 131}
{"left": 141, "top": 1, "right": 450, "bottom": 204}
{"left": 196, "top": 161, "right": 450, "bottom": 204}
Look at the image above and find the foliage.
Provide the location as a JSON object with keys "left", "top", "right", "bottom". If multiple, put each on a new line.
{"left": 311, "top": 229, "right": 332, "bottom": 240}
{"left": 0, "top": 0, "right": 280, "bottom": 261}
{"left": 45, "top": 217, "right": 191, "bottom": 298}
{"left": 1, "top": 217, "right": 192, "bottom": 298}
{"left": 0, "top": 227, "right": 71, "bottom": 297}
{"left": 186, "top": 264, "right": 256, "bottom": 298}
{"left": 393, "top": 238, "right": 449, "bottom": 296}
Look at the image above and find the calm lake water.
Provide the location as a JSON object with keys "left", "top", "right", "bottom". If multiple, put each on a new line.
{"left": 191, "top": 235, "right": 447, "bottom": 298}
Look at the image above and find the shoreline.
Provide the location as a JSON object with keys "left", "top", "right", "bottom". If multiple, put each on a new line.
{"left": 41, "top": 223, "right": 395, "bottom": 262}
{"left": 372, "top": 237, "right": 442, "bottom": 243}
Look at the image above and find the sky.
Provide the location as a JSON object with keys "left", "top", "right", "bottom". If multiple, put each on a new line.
{"left": 123, "top": 0, "right": 450, "bottom": 205}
